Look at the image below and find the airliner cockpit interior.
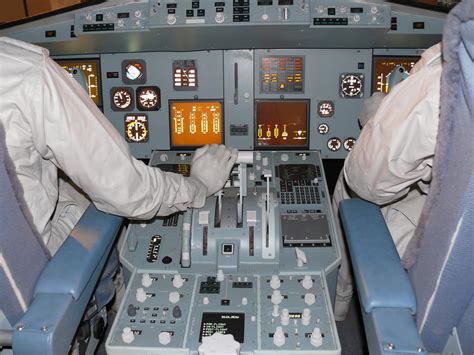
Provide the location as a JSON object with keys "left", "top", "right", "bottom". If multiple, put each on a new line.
{"left": 0, "top": 0, "right": 472, "bottom": 354}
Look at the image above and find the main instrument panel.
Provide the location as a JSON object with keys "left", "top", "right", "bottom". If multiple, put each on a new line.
{"left": 51, "top": 47, "right": 426, "bottom": 159}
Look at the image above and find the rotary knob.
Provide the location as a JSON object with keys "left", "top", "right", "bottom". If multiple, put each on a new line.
{"left": 215, "top": 12, "right": 225, "bottom": 23}
{"left": 167, "top": 14, "right": 177, "bottom": 25}
{"left": 270, "top": 275, "right": 281, "bottom": 289}
{"left": 159, "top": 331, "right": 171, "bottom": 345}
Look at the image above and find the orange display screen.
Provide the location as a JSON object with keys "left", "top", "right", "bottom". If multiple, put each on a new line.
{"left": 372, "top": 56, "right": 419, "bottom": 93}
{"left": 170, "top": 101, "right": 223, "bottom": 147}
{"left": 256, "top": 100, "right": 309, "bottom": 148}
{"left": 57, "top": 59, "right": 102, "bottom": 107}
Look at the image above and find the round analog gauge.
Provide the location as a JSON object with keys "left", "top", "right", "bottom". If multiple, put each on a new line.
{"left": 318, "top": 101, "right": 334, "bottom": 118}
{"left": 125, "top": 62, "right": 144, "bottom": 81}
{"left": 340, "top": 74, "right": 364, "bottom": 98}
{"left": 344, "top": 137, "right": 357, "bottom": 151}
{"left": 137, "top": 86, "right": 160, "bottom": 111}
{"left": 327, "top": 137, "right": 342, "bottom": 152}
{"left": 111, "top": 87, "right": 133, "bottom": 111}
{"left": 318, "top": 123, "right": 329, "bottom": 135}
{"left": 125, "top": 115, "right": 148, "bottom": 143}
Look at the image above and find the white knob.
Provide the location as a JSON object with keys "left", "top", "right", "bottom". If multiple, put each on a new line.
{"left": 141, "top": 273, "right": 152, "bottom": 288}
{"left": 256, "top": 152, "right": 262, "bottom": 161}
{"left": 271, "top": 290, "right": 283, "bottom": 305}
{"left": 169, "top": 291, "right": 180, "bottom": 304}
{"left": 301, "top": 275, "right": 313, "bottom": 290}
{"left": 160, "top": 153, "right": 169, "bottom": 162}
{"left": 173, "top": 274, "right": 185, "bottom": 289}
{"left": 272, "top": 304, "right": 280, "bottom": 317}
{"left": 371, "top": 6, "right": 378, "bottom": 14}
{"left": 270, "top": 275, "right": 281, "bottom": 290}
{"left": 263, "top": 157, "right": 269, "bottom": 166}
{"left": 121, "top": 327, "right": 135, "bottom": 344}
{"left": 136, "top": 288, "right": 147, "bottom": 303}
{"left": 216, "top": 269, "right": 225, "bottom": 282}
{"left": 167, "top": 14, "right": 176, "bottom": 25}
{"left": 159, "top": 331, "right": 171, "bottom": 345}
{"left": 242, "top": 297, "right": 248, "bottom": 305}
{"left": 302, "top": 154, "right": 307, "bottom": 161}
{"left": 302, "top": 308, "right": 311, "bottom": 326}
{"left": 273, "top": 327, "right": 286, "bottom": 347}
{"left": 243, "top": 92, "right": 250, "bottom": 99}
{"left": 353, "top": 14, "right": 360, "bottom": 22}
{"left": 310, "top": 327, "right": 323, "bottom": 347}
{"left": 261, "top": 13, "right": 269, "bottom": 21}
{"left": 215, "top": 12, "right": 225, "bottom": 23}
{"left": 203, "top": 297, "right": 210, "bottom": 305}
{"left": 280, "top": 153, "right": 289, "bottom": 162}
{"left": 304, "top": 293, "right": 316, "bottom": 306}
{"left": 281, "top": 308, "right": 290, "bottom": 325}
{"left": 117, "top": 19, "right": 125, "bottom": 27}
{"left": 135, "top": 10, "right": 142, "bottom": 18}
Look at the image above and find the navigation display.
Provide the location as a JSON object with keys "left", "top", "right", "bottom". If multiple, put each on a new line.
{"left": 255, "top": 100, "right": 309, "bottom": 149}
{"left": 170, "top": 100, "right": 223, "bottom": 147}
{"left": 373, "top": 56, "right": 419, "bottom": 93}
{"left": 57, "top": 59, "right": 102, "bottom": 107}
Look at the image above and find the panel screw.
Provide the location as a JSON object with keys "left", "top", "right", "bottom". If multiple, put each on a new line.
{"left": 386, "top": 343, "right": 396, "bottom": 350}
{"left": 416, "top": 347, "right": 425, "bottom": 352}
{"left": 16, "top": 325, "right": 24, "bottom": 331}
{"left": 41, "top": 325, "right": 48, "bottom": 332}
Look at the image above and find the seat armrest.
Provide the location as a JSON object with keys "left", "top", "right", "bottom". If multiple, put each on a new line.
{"left": 34, "top": 205, "right": 123, "bottom": 300}
{"left": 339, "top": 199, "right": 416, "bottom": 314}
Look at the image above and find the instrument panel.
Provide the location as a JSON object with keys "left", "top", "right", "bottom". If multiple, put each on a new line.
{"left": 107, "top": 150, "right": 341, "bottom": 354}
{"left": 55, "top": 50, "right": 426, "bottom": 159}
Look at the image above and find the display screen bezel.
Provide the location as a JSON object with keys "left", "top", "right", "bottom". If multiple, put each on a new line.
{"left": 55, "top": 57, "right": 103, "bottom": 108}
{"left": 371, "top": 55, "right": 420, "bottom": 94}
{"left": 169, "top": 99, "right": 224, "bottom": 149}
{"left": 254, "top": 99, "right": 310, "bottom": 150}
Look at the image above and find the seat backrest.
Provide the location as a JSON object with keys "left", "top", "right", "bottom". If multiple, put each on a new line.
{"left": 405, "top": 1, "right": 474, "bottom": 353}
{"left": 0, "top": 125, "right": 49, "bottom": 327}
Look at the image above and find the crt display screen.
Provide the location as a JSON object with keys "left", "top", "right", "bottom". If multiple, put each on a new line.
{"left": 372, "top": 56, "right": 419, "bottom": 94}
{"left": 255, "top": 100, "right": 309, "bottom": 149}
{"left": 170, "top": 101, "right": 223, "bottom": 148}
{"left": 56, "top": 59, "right": 102, "bottom": 107}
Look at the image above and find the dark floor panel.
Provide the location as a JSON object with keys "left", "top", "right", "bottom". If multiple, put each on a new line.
{"left": 337, "top": 296, "right": 368, "bottom": 355}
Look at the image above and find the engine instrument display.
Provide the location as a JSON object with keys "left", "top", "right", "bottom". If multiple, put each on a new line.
{"left": 122, "top": 60, "right": 147, "bottom": 84}
{"left": 170, "top": 100, "right": 223, "bottom": 147}
{"left": 57, "top": 59, "right": 101, "bottom": 107}
{"left": 173, "top": 60, "right": 198, "bottom": 90}
{"left": 125, "top": 114, "right": 149, "bottom": 143}
{"left": 255, "top": 100, "right": 309, "bottom": 148}
{"left": 137, "top": 86, "right": 161, "bottom": 111}
{"left": 373, "top": 56, "right": 419, "bottom": 93}
{"left": 111, "top": 87, "right": 134, "bottom": 111}
{"left": 260, "top": 56, "right": 304, "bottom": 93}
{"left": 317, "top": 100, "right": 335, "bottom": 118}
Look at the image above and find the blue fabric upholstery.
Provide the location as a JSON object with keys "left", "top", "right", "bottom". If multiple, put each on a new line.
{"left": 339, "top": 199, "right": 416, "bottom": 314}
{"left": 13, "top": 205, "right": 122, "bottom": 355}
{"left": 0, "top": 125, "right": 48, "bottom": 326}
{"left": 407, "top": 1, "right": 474, "bottom": 352}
